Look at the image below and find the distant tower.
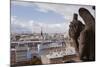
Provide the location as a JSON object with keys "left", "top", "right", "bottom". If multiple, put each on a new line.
{"left": 40, "top": 27, "right": 44, "bottom": 40}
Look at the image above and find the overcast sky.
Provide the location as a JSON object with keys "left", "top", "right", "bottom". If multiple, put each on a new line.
{"left": 11, "top": 0, "right": 95, "bottom": 34}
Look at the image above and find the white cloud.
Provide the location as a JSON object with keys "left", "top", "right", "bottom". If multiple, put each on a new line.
{"left": 11, "top": 16, "right": 16, "bottom": 22}
{"left": 36, "top": 8, "right": 48, "bottom": 13}
{"left": 34, "top": 3, "right": 95, "bottom": 23}
{"left": 11, "top": 16, "right": 68, "bottom": 33}
{"left": 11, "top": 1, "right": 95, "bottom": 20}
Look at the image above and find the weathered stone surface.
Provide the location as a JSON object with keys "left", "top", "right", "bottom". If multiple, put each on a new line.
{"left": 79, "top": 8, "right": 95, "bottom": 61}
{"left": 69, "top": 13, "right": 84, "bottom": 52}
{"left": 68, "top": 7, "right": 95, "bottom": 61}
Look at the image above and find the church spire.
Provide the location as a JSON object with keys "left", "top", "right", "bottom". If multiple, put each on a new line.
{"left": 40, "top": 27, "right": 44, "bottom": 40}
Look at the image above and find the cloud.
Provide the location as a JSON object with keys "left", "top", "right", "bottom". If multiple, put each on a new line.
{"left": 34, "top": 3, "right": 71, "bottom": 18}
{"left": 11, "top": 1, "right": 95, "bottom": 23}
{"left": 34, "top": 3, "right": 95, "bottom": 22}
{"left": 36, "top": 8, "right": 48, "bottom": 13}
{"left": 11, "top": 16, "right": 68, "bottom": 33}
{"left": 11, "top": 16, "right": 16, "bottom": 22}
